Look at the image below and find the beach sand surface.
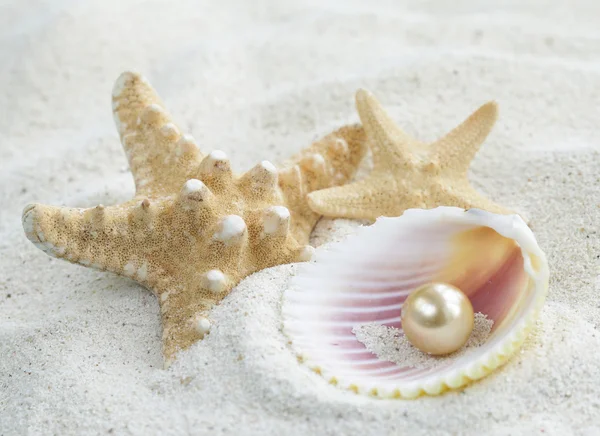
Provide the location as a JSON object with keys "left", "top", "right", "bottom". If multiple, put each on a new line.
{"left": 1, "top": 0, "right": 600, "bottom": 434}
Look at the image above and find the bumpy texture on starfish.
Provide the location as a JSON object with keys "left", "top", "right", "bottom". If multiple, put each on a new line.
{"left": 307, "top": 89, "right": 511, "bottom": 221}
{"left": 22, "top": 72, "right": 367, "bottom": 363}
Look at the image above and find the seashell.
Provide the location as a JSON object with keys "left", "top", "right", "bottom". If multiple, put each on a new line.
{"left": 282, "top": 207, "right": 549, "bottom": 399}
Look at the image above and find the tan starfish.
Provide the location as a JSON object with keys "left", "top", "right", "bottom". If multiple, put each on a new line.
{"left": 307, "top": 89, "right": 511, "bottom": 221}
{"left": 22, "top": 72, "right": 367, "bottom": 364}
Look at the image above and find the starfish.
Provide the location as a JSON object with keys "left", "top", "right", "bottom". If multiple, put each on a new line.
{"left": 22, "top": 72, "right": 367, "bottom": 364}
{"left": 307, "top": 89, "right": 511, "bottom": 221}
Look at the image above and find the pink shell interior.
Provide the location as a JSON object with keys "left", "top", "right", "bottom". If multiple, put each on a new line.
{"left": 284, "top": 219, "right": 534, "bottom": 388}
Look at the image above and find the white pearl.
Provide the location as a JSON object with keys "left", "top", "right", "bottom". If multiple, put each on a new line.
{"left": 401, "top": 282, "right": 474, "bottom": 355}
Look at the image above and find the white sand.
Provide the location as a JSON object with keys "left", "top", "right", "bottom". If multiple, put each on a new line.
{"left": 1, "top": 0, "right": 600, "bottom": 434}
{"left": 353, "top": 313, "right": 494, "bottom": 369}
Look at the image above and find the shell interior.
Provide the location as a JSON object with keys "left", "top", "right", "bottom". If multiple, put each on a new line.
{"left": 282, "top": 207, "right": 549, "bottom": 399}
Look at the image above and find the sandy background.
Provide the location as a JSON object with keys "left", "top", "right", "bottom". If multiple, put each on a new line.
{"left": 1, "top": 0, "right": 600, "bottom": 434}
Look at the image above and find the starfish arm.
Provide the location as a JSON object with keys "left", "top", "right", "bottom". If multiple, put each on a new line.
{"left": 430, "top": 180, "right": 513, "bottom": 216}
{"left": 355, "top": 89, "right": 422, "bottom": 169}
{"left": 278, "top": 124, "right": 368, "bottom": 244}
{"left": 432, "top": 101, "right": 498, "bottom": 175}
{"left": 112, "top": 72, "right": 203, "bottom": 196}
{"left": 307, "top": 176, "right": 409, "bottom": 221}
{"left": 461, "top": 185, "right": 513, "bottom": 215}
{"left": 21, "top": 201, "right": 159, "bottom": 280}
{"left": 159, "top": 239, "right": 312, "bottom": 364}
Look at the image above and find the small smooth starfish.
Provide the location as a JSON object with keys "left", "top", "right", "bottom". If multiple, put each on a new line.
{"left": 307, "top": 89, "right": 511, "bottom": 221}
{"left": 22, "top": 72, "right": 367, "bottom": 364}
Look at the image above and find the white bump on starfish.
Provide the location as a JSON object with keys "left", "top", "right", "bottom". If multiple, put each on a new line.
{"left": 260, "top": 160, "right": 276, "bottom": 173}
{"left": 123, "top": 261, "right": 136, "bottom": 277}
{"left": 131, "top": 199, "right": 154, "bottom": 231}
{"left": 250, "top": 161, "right": 277, "bottom": 181}
{"left": 141, "top": 104, "right": 165, "bottom": 123}
{"left": 195, "top": 317, "right": 211, "bottom": 337}
{"left": 160, "top": 123, "right": 179, "bottom": 139}
{"left": 204, "top": 269, "right": 226, "bottom": 293}
{"left": 333, "top": 138, "right": 349, "bottom": 154}
{"left": 262, "top": 206, "right": 291, "bottom": 236}
{"left": 299, "top": 245, "right": 315, "bottom": 261}
{"left": 238, "top": 160, "right": 279, "bottom": 198}
{"left": 278, "top": 165, "right": 304, "bottom": 197}
{"left": 84, "top": 204, "right": 105, "bottom": 226}
{"left": 209, "top": 150, "right": 227, "bottom": 161}
{"left": 302, "top": 153, "right": 326, "bottom": 173}
{"left": 214, "top": 215, "right": 247, "bottom": 244}
{"left": 175, "top": 134, "right": 197, "bottom": 156}
{"left": 199, "top": 150, "right": 232, "bottom": 186}
{"left": 49, "top": 245, "right": 66, "bottom": 257}
{"left": 137, "top": 262, "right": 149, "bottom": 281}
{"left": 180, "top": 179, "right": 212, "bottom": 205}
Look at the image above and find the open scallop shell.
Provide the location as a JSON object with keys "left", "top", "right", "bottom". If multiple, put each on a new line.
{"left": 282, "top": 207, "right": 549, "bottom": 399}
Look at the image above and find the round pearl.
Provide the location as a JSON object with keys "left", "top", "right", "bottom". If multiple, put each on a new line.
{"left": 401, "top": 282, "right": 474, "bottom": 355}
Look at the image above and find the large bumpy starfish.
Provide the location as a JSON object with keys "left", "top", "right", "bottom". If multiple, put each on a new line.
{"left": 22, "top": 72, "right": 367, "bottom": 364}
{"left": 307, "top": 89, "right": 511, "bottom": 221}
